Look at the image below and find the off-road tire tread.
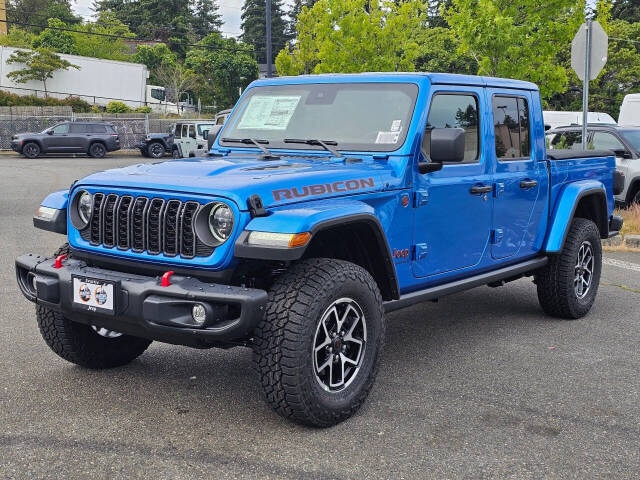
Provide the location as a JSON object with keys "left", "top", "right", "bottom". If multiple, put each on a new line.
{"left": 252, "top": 258, "right": 385, "bottom": 427}
{"left": 35, "top": 244, "right": 152, "bottom": 369}
{"left": 536, "top": 218, "right": 601, "bottom": 319}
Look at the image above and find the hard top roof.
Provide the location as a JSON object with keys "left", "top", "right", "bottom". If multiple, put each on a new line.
{"left": 252, "top": 72, "right": 539, "bottom": 91}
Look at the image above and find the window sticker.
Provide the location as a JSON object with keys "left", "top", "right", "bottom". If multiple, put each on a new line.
{"left": 237, "top": 95, "right": 301, "bottom": 130}
{"left": 390, "top": 119, "right": 402, "bottom": 132}
{"left": 375, "top": 131, "right": 400, "bottom": 144}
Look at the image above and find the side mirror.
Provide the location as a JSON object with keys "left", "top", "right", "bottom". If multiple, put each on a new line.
{"left": 431, "top": 127, "right": 466, "bottom": 163}
{"left": 207, "top": 125, "right": 223, "bottom": 150}
{"left": 47, "top": 130, "right": 54, "bottom": 135}
{"left": 544, "top": 124, "right": 552, "bottom": 132}
{"left": 201, "top": 130, "right": 209, "bottom": 139}
{"left": 190, "top": 132, "right": 196, "bottom": 139}
{"left": 613, "top": 148, "right": 631, "bottom": 159}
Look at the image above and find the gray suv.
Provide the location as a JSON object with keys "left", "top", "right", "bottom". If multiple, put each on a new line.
{"left": 11, "top": 122, "right": 121, "bottom": 159}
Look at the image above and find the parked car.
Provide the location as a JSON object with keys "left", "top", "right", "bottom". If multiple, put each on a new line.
{"left": 619, "top": 93, "right": 640, "bottom": 127}
{"left": 136, "top": 121, "right": 216, "bottom": 158}
{"left": 18, "top": 73, "right": 622, "bottom": 428}
{"left": 547, "top": 124, "right": 640, "bottom": 206}
{"left": 214, "top": 108, "right": 232, "bottom": 126}
{"left": 11, "top": 122, "right": 120, "bottom": 159}
{"left": 543, "top": 110, "right": 617, "bottom": 130}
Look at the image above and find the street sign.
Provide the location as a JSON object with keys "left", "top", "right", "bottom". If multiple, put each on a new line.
{"left": 572, "top": 21, "right": 608, "bottom": 81}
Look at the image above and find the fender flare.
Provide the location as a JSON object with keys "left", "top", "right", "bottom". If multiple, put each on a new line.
{"left": 234, "top": 201, "right": 400, "bottom": 299}
{"left": 625, "top": 176, "right": 640, "bottom": 204}
{"left": 33, "top": 189, "right": 69, "bottom": 234}
{"left": 543, "top": 181, "right": 608, "bottom": 253}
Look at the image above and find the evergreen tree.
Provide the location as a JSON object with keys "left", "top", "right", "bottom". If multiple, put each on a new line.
{"left": 287, "top": 0, "right": 318, "bottom": 41}
{"left": 191, "top": 0, "right": 223, "bottom": 38}
{"left": 241, "top": 0, "right": 290, "bottom": 64}
{"left": 611, "top": 0, "right": 640, "bottom": 23}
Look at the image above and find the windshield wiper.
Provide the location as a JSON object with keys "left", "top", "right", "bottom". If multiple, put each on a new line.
{"left": 284, "top": 138, "right": 344, "bottom": 158}
{"left": 221, "top": 138, "right": 280, "bottom": 160}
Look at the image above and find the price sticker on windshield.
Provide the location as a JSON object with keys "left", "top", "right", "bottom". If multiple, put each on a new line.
{"left": 237, "top": 95, "right": 301, "bottom": 130}
{"left": 375, "top": 131, "right": 400, "bottom": 144}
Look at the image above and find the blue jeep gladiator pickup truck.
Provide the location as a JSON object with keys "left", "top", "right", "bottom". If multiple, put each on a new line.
{"left": 16, "top": 73, "right": 624, "bottom": 427}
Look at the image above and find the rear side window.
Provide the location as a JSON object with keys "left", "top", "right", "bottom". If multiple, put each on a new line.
{"left": 89, "top": 124, "right": 107, "bottom": 134}
{"left": 422, "top": 93, "right": 480, "bottom": 163}
{"left": 548, "top": 131, "right": 583, "bottom": 150}
{"left": 69, "top": 124, "right": 89, "bottom": 134}
{"left": 174, "top": 124, "right": 182, "bottom": 138}
{"left": 189, "top": 125, "right": 196, "bottom": 138}
{"left": 493, "top": 96, "right": 530, "bottom": 160}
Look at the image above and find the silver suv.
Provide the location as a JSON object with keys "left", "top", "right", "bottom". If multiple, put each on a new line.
{"left": 547, "top": 125, "right": 640, "bottom": 206}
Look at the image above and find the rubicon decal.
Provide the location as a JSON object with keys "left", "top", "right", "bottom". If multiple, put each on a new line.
{"left": 273, "top": 178, "right": 375, "bottom": 201}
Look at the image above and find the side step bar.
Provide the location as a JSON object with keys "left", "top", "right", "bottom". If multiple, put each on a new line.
{"left": 384, "top": 257, "right": 548, "bottom": 313}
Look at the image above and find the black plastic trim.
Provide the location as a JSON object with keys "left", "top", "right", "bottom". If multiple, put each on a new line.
{"left": 33, "top": 209, "right": 67, "bottom": 234}
{"left": 384, "top": 257, "right": 548, "bottom": 313}
{"left": 608, "top": 215, "right": 624, "bottom": 238}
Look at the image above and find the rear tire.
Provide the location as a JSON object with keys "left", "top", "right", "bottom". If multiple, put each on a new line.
{"left": 172, "top": 147, "right": 182, "bottom": 158}
{"left": 88, "top": 142, "right": 106, "bottom": 159}
{"left": 35, "top": 243, "right": 152, "bottom": 369}
{"left": 148, "top": 141, "right": 165, "bottom": 159}
{"left": 253, "top": 258, "right": 385, "bottom": 427}
{"left": 23, "top": 142, "right": 41, "bottom": 159}
{"left": 535, "top": 218, "right": 602, "bottom": 319}
{"left": 632, "top": 189, "right": 640, "bottom": 207}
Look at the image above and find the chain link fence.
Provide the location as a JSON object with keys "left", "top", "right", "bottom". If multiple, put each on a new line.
{"left": 0, "top": 108, "right": 208, "bottom": 150}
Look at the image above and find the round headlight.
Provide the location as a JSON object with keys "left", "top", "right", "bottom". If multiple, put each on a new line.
{"left": 78, "top": 191, "right": 93, "bottom": 226}
{"left": 208, "top": 203, "right": 234, "bottom": 243}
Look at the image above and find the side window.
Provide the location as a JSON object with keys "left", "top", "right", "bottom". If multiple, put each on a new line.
{"left": 493, "top": 96, "right": 530, "bottom": 160}
{"left": 69, "top": 124, "right": 88, "bottom": 134}
{"left": 50, "top": 124, "right": 69, "bottom": 134}
{"left": 151, "top": 88, "right": 165, "bottom": 101}
{"left": 590, "top": 131, "right": 624, "bottom": 151}
{"left": 182, "top": 125, "right": 189, "bottom": 138}
{"left": 174, "top": 124, "right": 182, "bottom": 138}
{"left": 549, "top": 131, "right": 583, "bottom": 150}
{"left": 189, "top": 125, "right": 196, "bottom": 138}
{"left": 422, "top": 93, "right": 480, "bottom": 163}
{"left": 89, "top": 124, "right": 107, "bottom": 134}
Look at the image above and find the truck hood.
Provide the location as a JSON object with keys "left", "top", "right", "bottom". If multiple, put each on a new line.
{"left": 75, "top": 154, "right": 404, "bottom": 210}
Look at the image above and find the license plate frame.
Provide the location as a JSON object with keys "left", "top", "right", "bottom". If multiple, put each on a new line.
{"left": 72, "top": 275, "right": 118, "bottom": 316}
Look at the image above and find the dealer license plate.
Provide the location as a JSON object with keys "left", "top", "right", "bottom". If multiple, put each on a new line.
{"left": 72, "top": 276, "right": 117, "bottom": 315}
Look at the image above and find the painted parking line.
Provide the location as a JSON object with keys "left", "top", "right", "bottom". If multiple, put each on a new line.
{"left": 603, "top": 257, "right": 640, "bottom": 273}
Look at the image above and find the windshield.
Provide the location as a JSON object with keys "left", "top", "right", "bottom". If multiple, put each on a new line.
{"left": 197, "top": 123, "right": 214, "bottom": 136}
{"left": 621, "top": 130, "right": 640, "bottom": 153}
{"left": 220, "top": 83, "right": 419, "bottom": 152}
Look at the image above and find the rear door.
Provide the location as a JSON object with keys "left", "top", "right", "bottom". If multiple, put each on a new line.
{"left": 489, "top": 91, "right": 546, "bottom": 260}
{"left": 68, "top": 123, "right": 89, "bottom": 152}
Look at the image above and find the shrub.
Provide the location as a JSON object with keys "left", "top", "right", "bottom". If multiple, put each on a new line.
{"left": 133, "top": 106, "right": 152, "bottom": 113}
{"left": 105, "top": 101, "right": 131, "bottom": 113}
{"left": 0, "top": 89, "right": 92, "bottom": 112}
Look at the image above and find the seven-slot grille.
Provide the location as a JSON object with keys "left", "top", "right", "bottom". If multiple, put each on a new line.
{"left": 82, "top": 193, "right": 213, "bottom": 258}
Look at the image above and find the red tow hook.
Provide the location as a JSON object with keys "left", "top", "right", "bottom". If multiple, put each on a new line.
{"left": 161, "top": 271, "right": 175, "bottom": 287}
{"left": 54, "top": 254, "right": 68, "bottom": 269}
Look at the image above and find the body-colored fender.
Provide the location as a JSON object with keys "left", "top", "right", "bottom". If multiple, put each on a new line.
{"left": 543, "top": 180, "right": 608, "bottom": 253}
{"left": 41, "top": 190, "right": 69, "bottom": 210}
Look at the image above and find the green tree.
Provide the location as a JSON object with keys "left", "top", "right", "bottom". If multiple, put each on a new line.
{"left": 132, "top": 43, "right": 178, "bottom": 84}
{"left": 6, "top": 48, "right": 80, "bottom": 96}
{"left": 445, "top": 0, "right": 585, "bottom": 100}
{"left": 32, "top": 19, "right": 78, "bottom": 55}
{"left": 154, "top": 60, "right": 200, "bottom": 105}
{"left": 185, "top": 33, "right": 259, "bottom": 108}
{"left": 71, "top": 12, "right": 135, "bottom": 61}
{"left": 6, "top": 0, "right": 80, "bottom": 32}
{"left": 414, "top": 26, "right": 476, "bottom": 74}
{"left": 241, "top": 0, "right": 290, "bottom": 64}
{"left": 0, "top": 27, "right": 36, "bottom": 48}
{"left": 611, "top": 0, "right": 640, "bottom": 23}
{"left": 192, "top": 0, "right": 223, "bottom": 38}
{"left": 276, "top": 0, "right": 423, "bottom": 75}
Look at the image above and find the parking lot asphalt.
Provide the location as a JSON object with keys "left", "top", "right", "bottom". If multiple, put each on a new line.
{"left": 1, "top": 154, "right": 639, "bottom": 479}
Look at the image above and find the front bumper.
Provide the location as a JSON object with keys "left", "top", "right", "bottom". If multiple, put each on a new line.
{"left": 15, "top": 254, "right": 268, "bottom": 347}
{"left": 11, "top": 141, "right": 22, "bottom": 152}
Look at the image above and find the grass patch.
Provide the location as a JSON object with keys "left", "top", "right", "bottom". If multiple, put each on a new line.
{"left": 616, "top": 204, "right": 640, "bottom": 237}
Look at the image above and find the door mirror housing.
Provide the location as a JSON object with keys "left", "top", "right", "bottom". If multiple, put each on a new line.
{"left": 430, "top": 127, "right": 466, "bottom": 163}
{"left": 46, "top": 130, "right": 54, "bottom": 135}
{"left": 207, "top": 125, "right": 223, "bottom": 150}
{"left": 613, "top": 148, "right": 631, "bottom": 159}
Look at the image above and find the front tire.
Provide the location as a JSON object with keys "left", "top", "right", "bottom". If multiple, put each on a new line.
{"left": 35, "top": 243, "right": 152, "bottom": 368}
{"left": 253, "top": 258, "right": 385, "bottom": 427}
{"left": 148, "top": 141, "right": 165, "bottom": 159}
{"left": 536, "top": 218, "right": 602, "bottom": 319}
{"left": 23, "top": 142, "right": 41, "bottom": 159}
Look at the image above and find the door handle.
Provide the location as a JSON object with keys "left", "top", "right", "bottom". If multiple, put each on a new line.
{"left": 470, "top": 185, "right": 492, "bottom": 195}
{"left": 520, "top": 179, "right": 538, "bottom": 189}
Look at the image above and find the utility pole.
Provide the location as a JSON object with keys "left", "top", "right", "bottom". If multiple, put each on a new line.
{"left": 266, "top": 0, "right": 272, "bottom": 78}
{"left": 0, "top": 0, "right": 7, "bottom": 36}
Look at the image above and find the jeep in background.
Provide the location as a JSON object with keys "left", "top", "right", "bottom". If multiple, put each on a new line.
{"left": 17, "top": 73, "right": 623, "bottom": 427}
{"left": 11, "top": 122, "right": 121, "bottom": 159}
{"left": 136, "top": 121, "right": 215, "bottom": 159}
{"left": 547, "top": 124, "right": 640, "bottom": 206}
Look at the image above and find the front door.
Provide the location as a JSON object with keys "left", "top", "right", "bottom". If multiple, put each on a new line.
{"left": 42, "top": 123, "right": 73, "bottom": 152}
{"left": 412, "top": 89, "right": 493, "bottom": 278}
{"left": 489, "top": 91, "right": 545, "bottom": 260}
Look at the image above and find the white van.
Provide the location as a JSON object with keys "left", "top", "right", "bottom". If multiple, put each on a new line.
{"left": 543, "top": 111, "right": 617, "bottom": 130}
{"left": 619, "top": 94, "right": 640, "bottom": 127}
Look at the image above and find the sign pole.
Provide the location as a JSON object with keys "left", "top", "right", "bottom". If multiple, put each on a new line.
{"left": 581, "top": 19, "right": 591, "bottom": 149}
{"left": 266, "top": 0, "right": 273, "bottom": 78}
